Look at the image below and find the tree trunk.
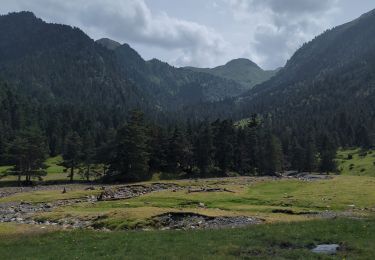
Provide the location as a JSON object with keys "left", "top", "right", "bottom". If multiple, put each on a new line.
{"left": 87, "top": 165, "right": 90, "bottom": 182}
{"left": 17, "top": 173, "right": 21, "bottom": 186}
{"left": 70, "top": 167, "right": 74, "bottom": 182}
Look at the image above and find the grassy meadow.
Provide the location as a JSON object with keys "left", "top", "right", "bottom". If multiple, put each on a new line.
{"left": 0, "top": 148, "right": 374, "bottom": 259}
{"left": 337, "top": 148, "right": 375, "bottom": 177}
{"left": 0, "top": 218, "right": 374, "bottom": 259}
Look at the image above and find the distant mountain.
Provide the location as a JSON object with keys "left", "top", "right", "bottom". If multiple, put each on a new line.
{"left": 96, "top": 38, "right": 121, "bottom": 50}
{"left": 185, "top": 58, "right": 277, "bottom": 89}
{"left": 236, "top": 9, "right": 375, "bottom": 147}
{"left": 0, "top": 12, "right": 246, "bottom": 115}
{"left": 107, "top": 40, "right": 246, "bottom": 107}
{"left": 185, "top": 9, "right": 375, "bottom": 148}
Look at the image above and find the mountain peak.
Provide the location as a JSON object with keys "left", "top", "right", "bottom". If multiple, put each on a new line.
{"left": 96, "top": 38, "right": 121, "bottom": 50}
{"left": 225, "top": 58, "right": 260, "bottom": 70}
{"left": 2, "top": 11, "right": 36, "bottom": 19}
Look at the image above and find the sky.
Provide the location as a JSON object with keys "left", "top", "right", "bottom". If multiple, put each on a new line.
{"left": 1, "top": 0, "right": 374, "bottom": 69}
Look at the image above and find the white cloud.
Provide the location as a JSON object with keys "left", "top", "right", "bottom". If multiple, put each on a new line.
{"left": 0, "top": 0, "right": 352, "bottom": 69}
{"left": 226, "top": 0, "right": 339, "bottom": 68}
{"left": 0, "top": 0, "right": 227, "bottom": 67}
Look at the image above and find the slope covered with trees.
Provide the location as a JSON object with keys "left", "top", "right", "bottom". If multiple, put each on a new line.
{"left": 237, "top": 9, "right": 375, "bottom": 150}
{"left": 1, "top": 10, "right": 375, "bottom": 184}
{"left": 185, "top": 58, "right": 277, "bottom": 89}
{"left": 185, "top": 9, "right": 375, "bottom": 152}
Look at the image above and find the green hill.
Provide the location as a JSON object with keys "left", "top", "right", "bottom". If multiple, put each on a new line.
{"left": 185, "top": 58, "right": 277, "bottom": 89}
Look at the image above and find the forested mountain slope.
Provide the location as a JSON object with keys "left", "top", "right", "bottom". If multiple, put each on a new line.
{"left": 101, "top": 40, "right": 245, "bottom": 108}
{"left": 185, "top": 58, "right": 277, "bottom": 89}
{"left": 186, "top": 9, "right": 375, "bottom": 149}
{"left": 238, "top": 9, "right": 375, "bottom": 147}
{"left": 0, "top": 11, "right": 244, "bottom": 113}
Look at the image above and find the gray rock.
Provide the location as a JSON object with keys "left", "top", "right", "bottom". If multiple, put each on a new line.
{"left": 312, "top": 244, "right": 340, "bottom": 254}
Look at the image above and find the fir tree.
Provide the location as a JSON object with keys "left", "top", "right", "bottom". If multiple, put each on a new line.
{"left": 110, "top": 110, "right": 150, "bottom": 182}
{"left": 5, "top": 127, "right": 47, "bottom": 185}
{"left": 60, "top": 131, "right": 82, "bottom": 182}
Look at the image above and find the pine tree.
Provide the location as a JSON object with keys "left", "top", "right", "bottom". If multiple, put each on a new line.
{"left": 148, "top": 126, "right": 168, "bottom": 172}
{"left": 304, "top": 137, "right": 317, "bottom": 173}
{"left": 167, "top": 127, "right": 189, "bottom": 173}
{"left": 110, "top": 110, "right": 150, "bottom": 182}
{"left": 319, "top": 134, "right": 337, "bottom": 174}
{"left": 5, "top": 127, "right": 47, "bottom": 185}
{"left": 194, "top": 121, "right": 213, "bottom": 177}
{"left": 290, "top": 139, "right": 305, "bottom": 172}
{"left": 213, "top": 120, "right": 234, "bottom": 174}
{"left": 79, "top": 133, "right": 96, "bottom": 181}
{"left": 60, "top": 131, "right": 82, "bottom": 182}
{"left": 261, "top": 133, "right": 283, "bottom": 175}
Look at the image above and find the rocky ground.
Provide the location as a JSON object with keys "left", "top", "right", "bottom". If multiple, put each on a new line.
{"left": 0, "top": 182, "right": 267, "bottom": 231}
{"left": 0, "top": 175, "right": 361, "bottom": 231}
{"left": 152, "top": 212, "right": 263, "bottom": 230}
{"left": 0, "top": 183, "right": 183, "bottom": 229}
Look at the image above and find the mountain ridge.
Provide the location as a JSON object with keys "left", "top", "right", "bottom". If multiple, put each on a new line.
{"left": 184, "top": 58, "right": 277, "bottom": 89}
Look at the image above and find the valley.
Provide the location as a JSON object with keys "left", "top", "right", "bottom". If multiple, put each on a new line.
{"left": 0, "top": 4, "right": 374, "bottom": 259}
{"left": 0, "top": 174, "right": 374, "bottom": 259}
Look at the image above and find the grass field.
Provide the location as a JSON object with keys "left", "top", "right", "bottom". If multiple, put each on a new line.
{"left": 0, "top": 156, "right": 98, "bottom": 183}
{"left": 0, "top": 218, "right": 374, "bottom": 259}
{"left": 1, "top": 148, "right": 374, "bottom": 183}
{"left": 337, "top": 148, "right": 375, "bottom": 177}
{"left": 1, "top": 175, "right": 371, "bottom": 230}
{"left": 0, "top": 149, "right": 374, "bottom": 258}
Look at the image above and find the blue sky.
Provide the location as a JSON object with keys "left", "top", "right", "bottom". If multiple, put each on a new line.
{"left": 1, "top": 0, "right": 374, "bottom": 69}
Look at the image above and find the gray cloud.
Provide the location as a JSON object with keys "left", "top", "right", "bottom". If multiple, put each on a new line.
{"left": 0, "top": 0, "right": 368, "bottom": 69}
{"left": 0, "top": 0, "right": 227, "bottom": 67}
{"left": 227, "top": 0, "right": 339, "bottom": 68}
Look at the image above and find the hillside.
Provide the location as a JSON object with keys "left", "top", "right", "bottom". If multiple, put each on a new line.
{"left": 185, "top": 58, "right": 277, "bottom": 89}
{"left": 239, "top": 9, "right": 375, "bottom": 148}
{"left": 186, "top": 9, "right": 375, "bottom": 149}
{"left": 0, "top": 11, "right": 244, "bottom": 114}
{"left": 102, "top": 41, "right": 246, "bottom": 108}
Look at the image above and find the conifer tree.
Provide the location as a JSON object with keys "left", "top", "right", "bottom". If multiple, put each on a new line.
{"left": 61, "top": 131, "right": 82, "bottom": 182}
{"left": 110, "top": 110, "right": 150, "bottom": 182}
{"left": 194, "top": 121, "right": 213, "bottom": 177}
{"left": 5, "top": 127, "right": 47, "bottom": 185}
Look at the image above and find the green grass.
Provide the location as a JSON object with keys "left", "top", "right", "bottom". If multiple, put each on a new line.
{"left": 46, "top": 156, "right": 64, "bottom": 175}
{"left": 0, "top": 155, "right": 103, "bottom": 182}
{"left": 0, "top": 189, "right": 101, "bottom": 204}
{"left": 33, "top": 176, "right": 375, "bottom": 230}
{"left": 0, "top": 165, "right": 11, "bottom": 174}
{"left": 337, "top": 148, "right": 375, "bottom": 177}
{"left": 0, "top": 218, "right": 374, "bottom": 259}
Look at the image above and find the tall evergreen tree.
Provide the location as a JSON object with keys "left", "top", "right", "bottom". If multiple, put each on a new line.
{"left": 213, "top": 120, "right": 234, "bottom": 174}
{"left": 167, "top": 127, "right": 190, "bottom": 173}
{"left": 319, "top": 134, "right": 337, "bottom": 174}
{"left": 5, "top": 127, "right": 47, "bottom": 185}
{"left": 110, "top": 110, "right": 150, "bottom": 182}
{"left": 194, "top": 121, "right": 213, "bottom": 176}
{"left": 261, "top": 133, "right": 283, "bottom": 175}
{"left": 60, "top": 131, "right": 82, "bottom": 182}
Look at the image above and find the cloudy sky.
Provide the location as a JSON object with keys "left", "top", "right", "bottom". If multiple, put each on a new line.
{"left": 1, "top": 0, "right": 374, "bottom": 69}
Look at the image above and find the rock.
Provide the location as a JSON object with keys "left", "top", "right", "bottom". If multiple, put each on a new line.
{"left": 198, "top": 203, "right": 205, "bottom": 208}
{"left": 44, "top": 203, "right": 53, "bottom": 208}
{"left": 311, "top": 244, "right": 340, "bottom": 254}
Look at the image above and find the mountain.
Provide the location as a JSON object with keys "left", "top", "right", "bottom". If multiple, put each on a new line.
{"left": 0, "top": 11, "right": 244, "bottom": 116}
{"left": 102, "top": 40, "right": 246, "bottom": 107}
{"left": 184, "top": 9, "right": 375, "bottom": 148}
{"left": 236, "top": 9, "right": 375, "bottom": 147}
{"left": 96, "top": 38, "right": 121, "bottom": 50}
{"left": 185, "top": 58, "right": 277, "bottom": 89}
